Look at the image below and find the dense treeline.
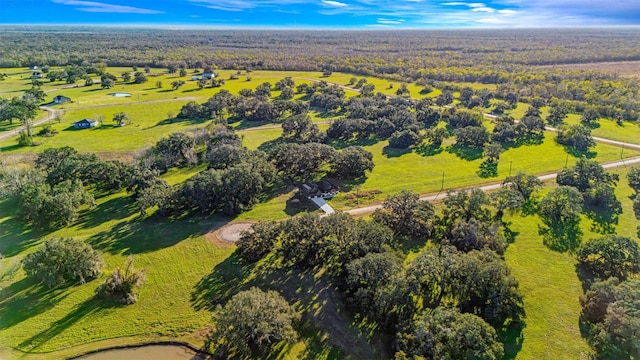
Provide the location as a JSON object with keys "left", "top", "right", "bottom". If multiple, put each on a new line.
{"left": 3, "top": 27, "right": 640, "bottom": 75}
{"left": 235, "top": 187, "right": 527, "bottom": 358}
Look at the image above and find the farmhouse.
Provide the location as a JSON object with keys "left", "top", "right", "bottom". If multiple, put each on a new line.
{"left": 298, "top": 179, "right": 338, "bottom": 199}
{"left": 53, "top": 95, "right": 71, "bottom": 104}
{"left": 191, "top": 75, "right": 202, "bottom": 81}
{"left": 202, "top": 72, "right": 215, "bottom": 80}
{"left": 31, "top": 71, "right": 43, "bottom": 79}
{"left": 73, "top": 119, "right": 98, "bottom": 129}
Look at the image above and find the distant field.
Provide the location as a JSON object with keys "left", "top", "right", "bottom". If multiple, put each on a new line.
{"left": 538, "top": 60, "right": 640, "bottom": 77}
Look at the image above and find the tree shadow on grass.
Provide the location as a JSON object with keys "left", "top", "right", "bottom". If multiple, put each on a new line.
{"left": 500, "top": 135, "right": 545, "bottom": 151}
{"left": 446, "top": 144, "right": 483, "bottom": 161}
{"left": 257, "top": 137, "right": 286, "bottom": 153}
{"left": 328, "top": 137, "right": 380, "bottom": 150}
{"left": 190, "top": 253, "right": 254, "bottom": 311}
{"left": 382, "top": 146, "right": 412, "bottom": 158}
{"left": 539, "top": 223, "right": 582, "bottom": 253}
{"left": 17, "top": 295, "right": 121, "bottom": 351}
{"left": 86, "top": 214, "right": 223, "bottom": 255}
{"left": 0, "top": 198, "right": 43, "bottom": 257}
{"left": 149, "top": 116, "right": 209, "bottom": 129}
{"left": 233, "top": 120, "right": 281, "bottom": 131}
{"left": 500, "top": 318, "right": 526, "bottom": 360}
{"left": 0, "top": 144, "right": 27, "bottom": 152}
{"left": 0, "top": 278, "right": 69, "bottom": 331}
{"left": 563, "top": 146, "right": 597, "bottom": 159}
{"left": 414, "top": 143, "right": 443, "bottom": 157}
{"left": 584, "top": 202, "right": 622, "bottom": 235}
{"left": 74, "top": 195, "right": 136, "bottom": 230}
{"left": 247, "top": 267, "right": 389, "bottom": 359}
{"left": 284, "top": 196, "right": 319, "bottom": 217}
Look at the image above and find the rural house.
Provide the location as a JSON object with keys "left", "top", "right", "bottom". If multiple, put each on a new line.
{"left": 73, "top": 119, "right": 98, "bottom": 129}
{"left": 298, "top": 179, "right": 338, "bottom": 199}
{"left": 53, "top": 95, "right": 71, "bottom": 104}
{"left": 202, "top": 72, "right": 215, "bottom": 79}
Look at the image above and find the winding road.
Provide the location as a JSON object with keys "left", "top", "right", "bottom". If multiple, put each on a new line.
{"left": 0, "top": 106, "right": 57, "bottom": 141}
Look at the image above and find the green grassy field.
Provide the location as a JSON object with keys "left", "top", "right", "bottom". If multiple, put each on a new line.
{"left": 2, "top": 67, "right": 640, "bottom": 359}
{"left": 504, "top": 167, "right": 639, "bottom": 359}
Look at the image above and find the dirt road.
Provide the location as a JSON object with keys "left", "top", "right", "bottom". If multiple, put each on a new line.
{"left": 344, "top": 156, "right": 640, "bottom": 216}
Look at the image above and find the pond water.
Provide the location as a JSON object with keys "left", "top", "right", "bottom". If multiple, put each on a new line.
{"left": 75, "top": 344, "right": 207, "bottom": 360}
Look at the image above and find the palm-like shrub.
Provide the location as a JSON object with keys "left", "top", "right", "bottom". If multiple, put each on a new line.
{"left": 97, "top": 257, "right": 145, "bottom": 304}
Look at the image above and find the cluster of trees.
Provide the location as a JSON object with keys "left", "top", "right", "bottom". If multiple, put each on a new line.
{"left": 0, "top": 90, "right": 41, "bottom": 145}
{"left": 207, "top": 287, "right": 300, "bottom": 358}
{"left": 177, "top": 85, "right": 308, "bottom": 123}
{"left": 269, "top": 142, "right": 373, "bottom": 182}
{"left": 235, "top": 186, "right": 529, "bottom": 357}
{"left": 628, "top": 167, "right": 640, "bottom": 237}
{"left": 131, "top": 124, "right": 374, "bottom": 216}
{"left": 575, "top": 234, "right": 640, "bottom": 358}
{"left": 536, "top": 159, "right": 621, "bottom": 252}
{"left": 492, "top": 107, "right": 545, "bottom": 145}
{"left": 1, "top": 147, "right": 130, "bottom": 229}
{"left": 22, "top": 237, "right": 104, "bottom": 288}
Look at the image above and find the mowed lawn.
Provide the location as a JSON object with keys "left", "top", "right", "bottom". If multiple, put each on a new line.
{"left": 506, "top": 104, "right": 640, "bottom": 145}
{"left": 0, "top": 191, "right": 232, "bottom": 357}
{"left": 504, "top": 167, "right": 639, "bottom": 360}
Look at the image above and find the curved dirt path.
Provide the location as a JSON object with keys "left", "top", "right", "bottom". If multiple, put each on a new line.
{"left": 0, "top": 105, "right": 56, "bottom": 141}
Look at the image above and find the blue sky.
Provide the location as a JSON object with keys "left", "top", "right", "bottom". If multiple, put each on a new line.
{"left": 1, "top": 0, "right": 640, "bottom": 28}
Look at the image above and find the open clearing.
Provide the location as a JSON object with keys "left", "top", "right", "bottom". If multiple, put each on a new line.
{"left": 538, "top": 60, "right": 640, "bottom": 77}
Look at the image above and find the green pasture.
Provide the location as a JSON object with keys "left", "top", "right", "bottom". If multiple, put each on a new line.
{"left": 0, "top": 101, "right": 199, "bottom": 154}
{"left": 504, "top": 167, "right": 639, "bottom": 359}
{"left": 564, "top": 113, "right": 640, "bottom": 145}
{"left": 331, "top": 133, "right": 637, "bottom": 210}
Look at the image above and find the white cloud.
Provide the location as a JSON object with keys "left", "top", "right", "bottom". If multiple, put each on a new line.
{"left": 52, "top": 0, "right": 163, "bottom": 13}
{"left": 378, "top": 17, "right": 405, "bottom": 24}
{"left": 471, "top": 6, "right": 495, "bottom": 12}
{"left": 322, "top": 0, "right": 348, "bottom": 7}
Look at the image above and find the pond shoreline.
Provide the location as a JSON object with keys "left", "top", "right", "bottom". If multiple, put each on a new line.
{"left": 67, "top": 341, "right": 212, "bottom": 360}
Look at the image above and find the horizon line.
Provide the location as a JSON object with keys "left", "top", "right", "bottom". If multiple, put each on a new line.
{"left": 2, "top": 23, "right": 640, "bottom": 31}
